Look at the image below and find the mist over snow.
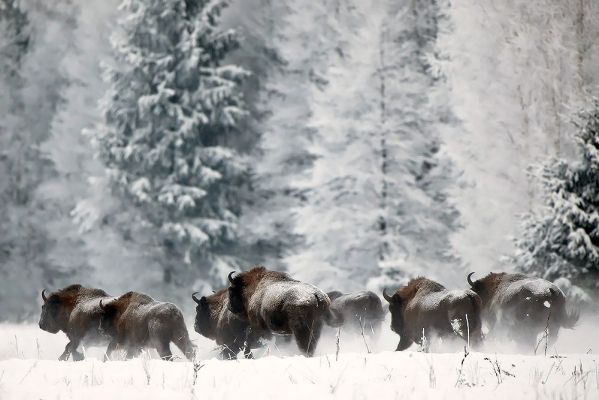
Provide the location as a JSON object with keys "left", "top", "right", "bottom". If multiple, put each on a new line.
{"left": 1, "top": 319, "right": 599, "bottom": 399}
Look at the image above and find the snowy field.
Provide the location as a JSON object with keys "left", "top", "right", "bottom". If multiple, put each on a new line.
{"left": 1, "top": 315, "right": 598, "bottom": 399}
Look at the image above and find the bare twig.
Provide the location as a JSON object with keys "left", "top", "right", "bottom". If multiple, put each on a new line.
{"left": 484, "top": 356, "right": 502, "bottom": 385}
{"left": 455, "top": 345, "right": 470, "bottom": 387}
{"left": 18, "top": 361, "right": 37, "bottom": 384}
{"left": 142, "top": 358, "right": 151, "bottom": 385}
{"left": 335, "top": 327, "right": 341, "bottom": 362}
{"left": 359, "top": 317, "right": 371, "bottom": 354}
{"left": 192, "top": 359, "right": 204, "bottom": 387}
{"left": 534, "top": 310, "right": 551, "bottom": 356}
{"left": 13, "top": 335, "right": 20, "bottom": 358}
{"left": 329, "top": 366, "right": 348, "bottom": 394}
{"left": 466, "top": 314, "right": 470, "bottom": 352}
{"left": 429, "top": 363, "right": 436, "bottom": 388}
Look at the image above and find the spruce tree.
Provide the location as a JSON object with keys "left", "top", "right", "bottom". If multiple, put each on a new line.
{"left": 94, "top": 0, "right": 249, "bottom": 286}
{"left": 514, "top": 100, "right": 599, "bottom": 290}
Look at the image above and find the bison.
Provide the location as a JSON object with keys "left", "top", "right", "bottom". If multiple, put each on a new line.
{"left": 383, "top": 277, "right": 483, "bottom": 351}
{"left": 327, "top": 290, "right": 385, "bottom": 336}
{"left": 227, "top": 266, "right": 341, "bottom": 356}
{"left": 99, "top": 291, "right": 195, "bottom": 360}
{"left": 192, "top": 288, "right": 269, "bottom": 359}
{"left": 38, "top": 284, "right": 112, "bottom": 361}
{"left": 467, "top": 272, "right": 579, "bottom": 350}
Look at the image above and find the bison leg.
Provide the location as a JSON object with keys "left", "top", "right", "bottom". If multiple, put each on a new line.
{"left": 71, "top": 347, "right": 85, "bottom": 361}
{"left": 242, "top": 344, "right": 254, "bottom": 359}
{"left": 172, "top": 332, "right": 196, "bottom": 361}
{"left": 293, "top": 319, "right": 323, "bottom": 357}
{"left": 396, "top": 335, "right": 413, "bottom": 351}
{"left": 58, "top": 342, "right": 71, "bottom": 361}
{"left": 60, "top": 340, "right": 84, "bottom": 361}
{"left": 155, "top": 341, "right": 173, "bottom": 361}
{"left": 104, "top": 340, "right": 118, "bottom": 362}
{"left": 125, "top": 347, "right": 141, "bottom": 359}
{"left": 219, "top": 344, "right": 239, "bottom": 360}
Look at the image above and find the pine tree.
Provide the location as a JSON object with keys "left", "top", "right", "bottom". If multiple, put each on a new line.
{"left": 283, "top": 0, "right": 384, "bottom": 290}
{"left": 241, "top": 0, "right": 345, "bottom": 271}
{"left": 370, "top": 0, "right": 462, "bottom": 289}
{"left": 275, "top": 0, "right": 461, "bottom": 290}
{"left": 0, "top": 0, "right": 76, "bottom": 319}
{"left": 93, "top": 0, "right": 249, "bottom": 287}
{"left": 513, "top": 100, "right": 599, "bottom": 290}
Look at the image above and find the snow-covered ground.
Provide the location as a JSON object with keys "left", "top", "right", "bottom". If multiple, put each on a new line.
{"left": 1, "top": 316, "right": 598, "bottom": 399}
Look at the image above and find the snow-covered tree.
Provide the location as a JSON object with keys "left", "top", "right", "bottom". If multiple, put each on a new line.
{"left": 238, "top": 0, "right": 347, "bottom": 271}
{"left": 437, "top": 0, "right": 599, "bottom": 274}
{"left": 374, "top": 0, "right": 461, "bottom": 288}
{"left": 273, "top": 0, "right": 461, "bottom": 290}
{"left": 513, "top": 100, "right": 599, "bottom": 290}
{"left": 93, "top": 0, "right": 249, "bottom": 288}
{"left": 282, "top": 0, "right": 384, "bottom": 290}
{"left": 0, "top": 0, "right": 78, "bottom": 319}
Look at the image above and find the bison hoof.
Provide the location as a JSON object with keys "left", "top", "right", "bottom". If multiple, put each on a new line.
{"left": 72, "top": 352, "right": 84, "bottom": 361}
{"left": 58, "top": 354, "right": 69, "bottom": 361}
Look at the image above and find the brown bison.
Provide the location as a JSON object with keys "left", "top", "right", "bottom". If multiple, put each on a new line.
{"left": 38, "top": 284, "right": 112, "bottom": 361}
{"left": 467, "top": 272, "right": 579, "bottom": 350}
{"left": 99, "top": 291, "right": 195, "bottom": 360}
{"left": 192, "top": 288, "right": 270, "bottom": 359}
{"left": 327, "top": 290, "right": 385, "bottom": 336}
{"left": 383, "top": 277, "right": 483, "bottom": 351}
{"left": 227, "top": 266, "right": 341, "bottom": 356}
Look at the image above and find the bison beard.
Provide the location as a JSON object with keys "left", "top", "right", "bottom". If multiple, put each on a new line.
{"left": 38, "top": 284, "right": 112, "bottom": 361}
{"left": 467, "top": 272, "right": 579, "bottom": 351}
{"left": 192, "top": 288, "right": 269, "bottom": 360}
{"left": 227, "top": 266, "right": 341, "bottom": 357}
{"left": 384, "top": 277, "right": 483, "bottom": 351}
{"left": 100, "top": 292, "right": 195, "bottom": 361}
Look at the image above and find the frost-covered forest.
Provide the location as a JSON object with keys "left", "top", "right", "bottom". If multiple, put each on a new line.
{"left": 1, "top": 0, "right": 599, "bottom": 320}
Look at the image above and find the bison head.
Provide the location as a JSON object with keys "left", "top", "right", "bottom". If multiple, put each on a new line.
{"left": 39, "top": 289, "right": 69, "bottom": 334}
{"left": 192, "top": 292, "right": 211, "bottom": 335}
{"left": 227, "top": 271, "right": 246, "bottom": 315}
{"left": 98, "top": 299, "right": 119, "bottom": 337}
{"left": 383, "top": 288, "right": 403, "bottom": 334}
{"left": 466, "top": 272, "right": 493, "bottom": 305}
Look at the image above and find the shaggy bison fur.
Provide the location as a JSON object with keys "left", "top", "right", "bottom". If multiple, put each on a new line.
{"left": 100, "top": 291, "right": 195, "bottom": 360}
{"left": 38, "top": 284, "right": 112, "bottom": 361}
{"left": 467, "top": 272, "right": 579, "bottom": 350}
{"left": 327, "top": 290, "right": 385, "bottom": 336}
{"left": 227, "top": 266, "right": 341, "bottom": 356}
{"left": 384, "top": 277, "right": 483, "bottom": 351}
{"left": 192, "top": 288, "right": 269, "bottom": 359}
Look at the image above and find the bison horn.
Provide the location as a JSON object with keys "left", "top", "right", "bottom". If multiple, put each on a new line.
{"left": 41, "top": 289, "right": 48, "bottom": 302}
{"left": 467, "top": 272, "right": 475, "bottom": 287}
{"left": 228, "top": 271, "right": 236, "bottom": 284}
{"left": 382, "top": 288, "right": 393, "bottom": 303}
{"left": 99, "top": 299, "right": 106, "bottom": 310}
{"left": 191, "top": 292, "right": 202, "bottom": 304}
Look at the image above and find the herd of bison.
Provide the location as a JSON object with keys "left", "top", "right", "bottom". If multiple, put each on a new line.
{"left": 37, "top": 266, "right": 580, "bottom": 361}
